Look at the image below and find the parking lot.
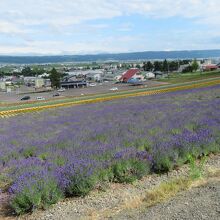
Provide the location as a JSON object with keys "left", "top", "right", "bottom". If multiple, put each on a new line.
{"left": 0, "top": 80, "right": 167, "bottom": 103}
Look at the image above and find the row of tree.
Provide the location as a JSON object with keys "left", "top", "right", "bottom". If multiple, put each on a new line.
{"left": 182, "top": 59, "right": 199, "bottom": 73}
{"left": 21, "top": 66, "right": 45, "bottom": 76}
{"left": 142, "top": 59, "right": 192, "bottom": 72}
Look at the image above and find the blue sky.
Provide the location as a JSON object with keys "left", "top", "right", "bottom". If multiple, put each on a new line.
{"left": 0, "top": 0, "right": 220, "bottom": 55}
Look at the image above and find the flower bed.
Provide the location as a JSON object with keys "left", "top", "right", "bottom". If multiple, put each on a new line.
{"left": 0, "top": 85, "right": 220, "bottom": 214}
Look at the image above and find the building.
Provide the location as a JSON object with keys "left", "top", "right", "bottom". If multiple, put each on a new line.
{"left": 0, "top": 81, "right": 6, "bottom": 90}
{"left": 35, "top": 78, "right": 45, "bottom": 88}
{"left": 93, "top": 73, "right": 101, "bottom": 82}
{"left": 202, "top": 64, "right": 218, "bottom": 71}
{"left": 145, "top": 72, "right": 155, "bottom": 79}
{"left": 24, "top": 77, "right": 36, "bottom": 86}
{"left": 178, "top": 64, "right": 190, "bottom": 72}
{"left": 120, "top": 68, "right": 142, "bottom": 82}
{"left": 60, "top": 80, "right": 87, "bottom": 89}
{"left": 114, "top": 75, "right": 123, "bottom": 81}
{"left": 154, "top": 71, "right": 168, "bottom": 79}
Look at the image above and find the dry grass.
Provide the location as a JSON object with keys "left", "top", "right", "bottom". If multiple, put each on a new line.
{"left": 84, "top": 167, "right": 220, "bottom": 219}
{"left": 144, "top": 178, "right": 192, "bottom": 207}
{"left": 206, "top": 168, "right": 220, "bottom": 178}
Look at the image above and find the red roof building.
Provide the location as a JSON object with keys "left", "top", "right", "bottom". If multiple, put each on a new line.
{"left": 202, "top": 64, "right": 218, "bottom": 71}
{"left": 120, "top": 68, "right": 141, "bottom": 82}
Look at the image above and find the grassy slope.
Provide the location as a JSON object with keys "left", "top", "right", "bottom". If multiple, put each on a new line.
{"left": 156, "top": 70, "right": 220, "bottom": 84}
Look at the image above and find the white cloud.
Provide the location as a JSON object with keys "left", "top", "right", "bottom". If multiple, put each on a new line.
{"left": 0, "top": 0, "right": 220, "bottom": 54}
{"left": 2, "top": 0, "right": 220, "bottom": 29}
{"left": 0, "top": 21, "right": 25, "bottom": 35}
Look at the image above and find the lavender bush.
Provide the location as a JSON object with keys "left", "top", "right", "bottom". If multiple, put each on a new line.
{"left": 0, "top": 85, "right": 220, "bottom": 214}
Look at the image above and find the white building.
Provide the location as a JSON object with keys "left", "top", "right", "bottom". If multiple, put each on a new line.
{"left": 35, "top": 78, "right": 45, "bottom": 88}
{"left": 145, "top": 72, "right": 155, "bottom": 79}
{"left": 0, "top": 81, "right": 6, "bottom": 90}
{"left": 93, "top": 73, "right": 101, "bottom": 81}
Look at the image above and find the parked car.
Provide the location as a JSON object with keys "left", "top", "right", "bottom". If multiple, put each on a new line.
{"left": 53, "top": 93, "right": 60, "bottom": 97}
{"left": 36, "top": 96, "right": 45, "bottom": 101}
{"left": 57, "top": 88, "right": 65, "bottom": 92}
{"left": 20, "top": 96, "right": 30, "bottom": 101}
{"left": 89, "top": 83, "right": 96, "bottom": 87}
{"left": 109, "top": 87, "right": 118, "bottom": 91}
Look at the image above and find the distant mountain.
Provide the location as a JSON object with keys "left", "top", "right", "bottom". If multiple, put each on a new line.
{"left": 1, "top": 49, "right": 220, "bottom": 64}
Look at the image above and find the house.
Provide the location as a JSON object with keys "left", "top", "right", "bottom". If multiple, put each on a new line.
{"left": 120, "top": 68, "right": 142, "bottom": 82}
{"left": 92, "top": 73, "right": 101, "bottom": 82}
{"left": 145, "top": 71, "right": 155, "bottom": 79}
{"left": 0, "top": 81, "right": 6, "bottom": 91}
{"left": 178, "top": 64, "right": 190, "bottom": 72}
{"left": 154, "top": 71, "right": 168, "bottom": 79}
{"left": 114, "top": 75, "right": 123, "bottom": 81}
{"left": 202, "top": 64, "right": 218, "bottom": 71}
{"left": 35, "top": 78, "right": 45, "bottom": 88}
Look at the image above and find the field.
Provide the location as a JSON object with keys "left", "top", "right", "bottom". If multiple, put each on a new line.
{"left": 157, "top": 70, "right": 220, "bottom": 83}
{"left": 0, "top": 84, "right": 220, "bottom": 215}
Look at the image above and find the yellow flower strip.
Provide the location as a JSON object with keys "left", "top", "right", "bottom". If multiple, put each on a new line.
{"left": 0, "top": 79, "right": 220, "bottom": 118}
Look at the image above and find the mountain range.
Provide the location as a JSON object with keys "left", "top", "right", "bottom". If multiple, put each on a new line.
{"left": 0, "top": 49, "right": 220, "bottom": 64}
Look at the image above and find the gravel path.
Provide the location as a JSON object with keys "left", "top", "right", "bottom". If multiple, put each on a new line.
{"left": 113, "top": 178, "right": 220, "bottom": 220}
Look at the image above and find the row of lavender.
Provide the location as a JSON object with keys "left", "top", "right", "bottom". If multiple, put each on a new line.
{"left": 1, "top": 85, "right": 220, "bottom": 214}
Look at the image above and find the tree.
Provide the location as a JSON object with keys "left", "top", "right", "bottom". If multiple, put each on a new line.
{"left": 22, "top": 66, "right": 32, "bottom": 76}
{"left": 169, "top": 61, "right": 179, "bottom": 72}
{"left": 32, "top": 66, "right": 45, "bottom": 76}
{"left": 154, "top": 61, "right": 163, "bottom": 71}
{"left": 191, "top": 59, "right": 199, "bottom": 72}
{"left": 49, "top": 68, "right": 61, "bottom": 88}
{"left": 136, "top": 64, "right": 141, "bottom": 69}
{"left": 143, "top": 61, "right": 154, "bottom": 71}
{"left": 162, "top": 59, "right": 168, "bottom": 72}
{"left": 182, "top": 65, "right": 193, "bottom": 73}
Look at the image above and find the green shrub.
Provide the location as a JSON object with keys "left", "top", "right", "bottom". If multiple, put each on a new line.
{"left": 135, "top": 138, "right": 152, "bottom": 152}
{"left": 10, "top": 176, "right": 63, "bottom": 215}
{"left": 66, "top": 173, "right": 97, "bottom": 197}
{"left": 153, "top": 154, "right": 174, "bottom": 173}
{"left": 98, "top": 167, "right": 114, "bottom": 182}
{"left": 188, "top": 154, "right": 207, "bottom": 180}
{"left": 112, "top": 159, "right": 150, "bottom": 183}
{"left": 22, "top": 147, "right": 36, "bottom": 158}
{"left": 38, "top": 152, "right": 50, "bottom": 161}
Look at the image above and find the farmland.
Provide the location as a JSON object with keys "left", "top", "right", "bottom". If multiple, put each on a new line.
{"left": 0, "top": 82, "right": 219, "bottom": 215}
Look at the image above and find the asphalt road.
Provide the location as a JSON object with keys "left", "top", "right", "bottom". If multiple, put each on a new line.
{"left": 0, "top": 81, "right": 165, "bottom": 103}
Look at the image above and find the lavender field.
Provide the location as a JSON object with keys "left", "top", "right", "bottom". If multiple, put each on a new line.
{"left": 1, "top": 85, "right": 220, "bottom": 214}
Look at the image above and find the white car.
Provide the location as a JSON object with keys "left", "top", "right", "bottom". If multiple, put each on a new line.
{"left": 109, "top": 87, "right": 118, "bottom": 91}
{"left": 57, "top": 88, "right": 65, "bottom": 92}
{"left": 89, "top": 83, "right": 96, "bottom": 87}
{"left": 36, "top": 96, "right": 45, "bottom": 101}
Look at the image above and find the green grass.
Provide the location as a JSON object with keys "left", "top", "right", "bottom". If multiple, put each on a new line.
{"left": 156, "top": 70, "right": 220, "bottom": 84}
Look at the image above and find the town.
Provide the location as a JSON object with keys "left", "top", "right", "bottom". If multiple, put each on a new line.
{"left": 0, "top": 58, "right": 219, "bottom": 103}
